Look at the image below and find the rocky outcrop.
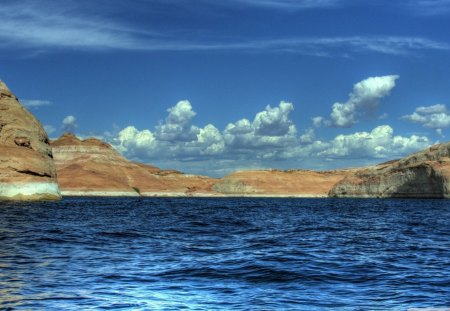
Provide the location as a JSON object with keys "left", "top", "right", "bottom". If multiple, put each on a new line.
{"left": 213, "top": 169, "right": 356, "bottom": 197}
{"left": 51, "top": 134, "right": 218, "bottom": 196}
{"left": 0, "top": 80, "right": 61, "bottom": 200}
{"left": 329, "top": 142, "right": 450, "bottom": 198}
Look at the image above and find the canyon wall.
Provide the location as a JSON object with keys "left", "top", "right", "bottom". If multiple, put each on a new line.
{"left": 0, "top": 81, "right": 60, "bottom": 200}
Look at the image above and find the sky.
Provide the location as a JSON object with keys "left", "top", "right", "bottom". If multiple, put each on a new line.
{"left": 1, "top": 0, "right": 450, "bottom": 176}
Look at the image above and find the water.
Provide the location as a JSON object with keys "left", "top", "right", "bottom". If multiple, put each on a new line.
{"left": 1, "top": 197, "right": 449, "bottom": 310}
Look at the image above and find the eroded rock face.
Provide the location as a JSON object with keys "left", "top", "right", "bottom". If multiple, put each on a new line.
{"left": 50, "top": 132, "right": 450, "bottom": 198}
{"left": 329, "top": 142, "right": 450, "bottom": 198}
{"left": 213, "top": 169, "right": 355, "bottom": 197}
{"left": 51, "top": 134, "right": 218, "bottom": 196}
{"left": 0, "top": 81, "right": 60, "bottom": 200}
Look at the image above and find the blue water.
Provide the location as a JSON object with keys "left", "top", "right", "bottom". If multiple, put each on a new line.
{"left": 1, "top": 198, "right": 449, "bottom": 310}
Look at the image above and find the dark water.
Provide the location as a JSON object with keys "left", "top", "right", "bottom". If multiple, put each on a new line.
{"left": 1, "top": 198, "right": 449, "bottom": 310}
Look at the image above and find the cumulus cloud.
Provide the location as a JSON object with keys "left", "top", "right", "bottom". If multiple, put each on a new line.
{"left": 109, "top": 99, "right": 434, "bottom": 176}
{"left": 299, "top": 128, "right": 315, "bottom": 144}
{"left": 61, "top": 115, "right": 77, "bottom": 133}
{"left": 253, "top": 102, "right": 294, "bottom": 136}
{"left": 114, "top": 101, "right": 299, "bottom": 164}
{"left": 317, "top": 125, "right": 430, "bottom": 159}
{"left": 115, "top": 126, "right": 156, "bottom": 157}
{"left": 196, "top": 124, "right": 225, "bottom": 155}
{"left": 223, "top": 101, "right": 298, "bottom": 152}
{"left": 312, "top": 116, "right": 324, "bottom": 128}
{"left": 324, "top": 75, "right": 399, "bottom": 127}
{"left": 155, "top": 100, "right": 200, "bottom": 142}
{"left": 114, "top": 101, "right": 225, "bottom": 161}
{"left": 402, "top": 104, "right": 450, "bottom": 133}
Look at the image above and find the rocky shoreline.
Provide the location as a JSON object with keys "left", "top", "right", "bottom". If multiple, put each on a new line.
{"left": 60, "top": 190, "right": 327, "bottom": 198}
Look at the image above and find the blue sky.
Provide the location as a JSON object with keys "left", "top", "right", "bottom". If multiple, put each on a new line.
{"left": 1, "top": 0, "right": 450, "bottom": 176}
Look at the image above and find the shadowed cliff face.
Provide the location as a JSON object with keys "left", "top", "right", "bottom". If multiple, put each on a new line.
{"left": 0, "top": 81, "right": 60, "bottom": 200}
{"left": 329, "top": 143, "right": 450, "bottom": 198}
{"left": 51, "top": 134, "right": 218, "bottom": 196}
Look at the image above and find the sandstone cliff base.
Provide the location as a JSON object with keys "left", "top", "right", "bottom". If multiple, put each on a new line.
{"left": 0, "top": 81, "right": 60, "bottom": 200}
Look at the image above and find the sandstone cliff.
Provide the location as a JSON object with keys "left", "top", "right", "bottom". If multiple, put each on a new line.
{"left": 52, "top": 133, "right": 450, "bottom": 198}
{"left": 329, "top": 142, "right": 450, "bottom": 198}
{"left": 51, "top": 134, "right": 218, "bottom": 196}
{"left": 213, "top": 169, "right": 356, "bottom": 197}
{"left": 0, "top": 81, "right": 60, "bottom": 200}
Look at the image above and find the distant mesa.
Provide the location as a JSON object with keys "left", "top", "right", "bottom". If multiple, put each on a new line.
{"left": 50, "top": 133, "right": 218, "bottom": 197}
{"left": 0, "top": 80, "right": 61, "bottom": 200}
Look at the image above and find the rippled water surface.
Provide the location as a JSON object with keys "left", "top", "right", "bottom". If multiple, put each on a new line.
{"left": 1, "top": 197, "right": 450, "bottom": 310}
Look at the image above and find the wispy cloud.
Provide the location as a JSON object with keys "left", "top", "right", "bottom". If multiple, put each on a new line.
{"left": 222, "top": 36, "right": 450, "bottom": 56}
{"left": 407, "top": 0, "right": 450, "bottom": 15}
{"left": 0, "top": 0, "right": 156, "bottom": 51}
{"left": 0, "top": 1, "right": 449, "bottom": 56}
{"left": 211, "top": 0, "right": 342, "bottom": 10}
{"left": 20, "top": 99, "right": 52, "bottom": 108}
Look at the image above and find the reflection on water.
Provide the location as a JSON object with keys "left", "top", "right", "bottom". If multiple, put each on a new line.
{"left": 0, "top": 197, "right": 449, "bottom": 310}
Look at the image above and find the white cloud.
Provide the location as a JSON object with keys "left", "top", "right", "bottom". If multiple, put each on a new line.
{"left": 20, "top": 99, "right": 51, "bottom": 108}
{"left": 115, "top": 126, "right": 156, "bottom": 156}
{"left": 317, "top": 125, "right": 430, "bottom": 159}
{"left": 196, "top": 124, "right": 225, "bottom": 155}
{"left": 402, "top": 104, "right": 450, "bottom": 131}
{"left": 113, "top": 101, "right": 225, "bottom": 161}
{"left": 312, "top": 116, "right": 324, "bottom": 128}
{"left": 61, "top": 115, "right": 77, "bottom": 133}
{"left": 299, "top": 128, "right": 315, "bottom": 144}
{"left": 223, "top": 101, "right": 298, "bottom": 152}
{"left": 325, "top": 75, "right": 399, "bottom": 127}
{"left": 113, "top": 101, "right": 299, "bottom": 165}
{"left": 108, "top": 99, "right": 434, "bottom": 176}
{"left": 253, "top": 102, "right": 294, "bottom": 136}
{"left": 155, "top": 100, "right": 200, "bottom": 142}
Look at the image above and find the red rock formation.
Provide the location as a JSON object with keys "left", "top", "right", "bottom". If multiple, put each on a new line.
{"left": 51, "top": 134, "right": 218, "bottom": 196}
{"left": 0, "top": 80, "right": 60, "bottom": 200}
